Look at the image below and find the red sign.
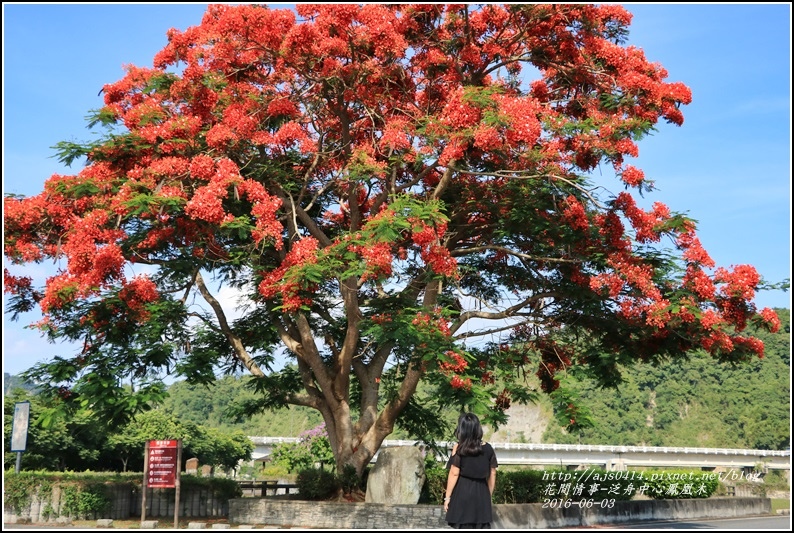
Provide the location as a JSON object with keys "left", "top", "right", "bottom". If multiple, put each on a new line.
{"left": 147, "top": 439, "right": 179, "bottom": 488}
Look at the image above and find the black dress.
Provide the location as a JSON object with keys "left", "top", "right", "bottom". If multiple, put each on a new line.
{"left": 445, "top": 442, "right": 498, "bottom": 529}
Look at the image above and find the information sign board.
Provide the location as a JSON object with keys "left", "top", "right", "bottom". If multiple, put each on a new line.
{"left": 11, "top": 401, "right": 30, "bottom": 452}
{"left": 146, "top": 439, "right": 179, "bottom": 488}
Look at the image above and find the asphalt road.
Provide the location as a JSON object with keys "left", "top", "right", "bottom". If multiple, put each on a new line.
{"left": 580, "top": 514, "right": 791, "bottom": 530}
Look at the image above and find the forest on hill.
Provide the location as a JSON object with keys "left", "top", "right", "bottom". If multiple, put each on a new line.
{"left": 156, "top": 308, "right": 790, "bottom": 450}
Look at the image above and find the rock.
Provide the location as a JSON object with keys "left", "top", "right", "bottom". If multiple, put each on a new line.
{"left": 365, "top": 446, "right": 426, "bottom": 504}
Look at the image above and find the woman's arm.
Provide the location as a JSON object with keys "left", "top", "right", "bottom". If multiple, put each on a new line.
{"left": 445, "top": 442, "right": 459, "bottom": 470}
{"left": 487, "top": 467, "right": 496, "bottom": 496}
{"left": 444, "top": 464, "right": 460, "bottom": 512}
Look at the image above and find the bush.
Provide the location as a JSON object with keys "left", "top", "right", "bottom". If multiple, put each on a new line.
{"left": 4, "top": 472, "right": 46, "bottom": 513}
{"left": 420, "top": 464, "right": 447, "bottom": 504}
{"left": 61, "top": 482, "right": 111, "bottom": 519}
{"left": 338, "top": 464, "right": 363, "bottom": 494}
{"left": 494, "top": 469, "right": 547, "bottom": 504}
{"left": 762, "top": 469, "right": 789, "bottom": 491}
{"left": 296, "top": 467, "right": 339, "bottom": 500}
{"left": 269, "top": 424, "right": 335, "bottom": 473}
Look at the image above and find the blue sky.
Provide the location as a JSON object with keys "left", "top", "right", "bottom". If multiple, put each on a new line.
{"left": 2, "top": 3, "right": 791, "bottom": 378}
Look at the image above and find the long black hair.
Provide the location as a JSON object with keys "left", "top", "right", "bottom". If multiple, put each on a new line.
{"left": 454, "top": 412, "right": 484, "bottom": 456}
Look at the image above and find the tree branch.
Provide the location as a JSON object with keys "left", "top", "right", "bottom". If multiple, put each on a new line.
{"left": 194, "top": 271, "right": 265, "bottom": 377}
{"left": 451, "top": 245, "right": 581, "bottom": 263}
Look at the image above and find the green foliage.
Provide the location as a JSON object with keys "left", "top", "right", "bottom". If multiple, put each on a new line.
{"left": 60, "top": 482, "right": 111, "bottom": 519}
{"left": 3, "top": 388, "right": 114, "bottom": 472}
{"left": 3, "top": 385, "right": 251, "bottom": 473}
{"left": 3, "top": 309, "right": 788, "bottom": 477}
{"left": 420, "top": 464, "right": 448, "bottom": 504}
{"left": 337, "top": 464, "right": 362, "bottom": 494}
{"left": 3, "top": 472, "right": 129, "bottom": 518}
{"left": 269, "top": 441, "right": 316, "bottom": 473}
{"left": 3, "top": 472, "right": 44, "bottom": 513}
{"left": 269, "top": 423, "right": 335, "bottom": 473}
{"left": 295, "top": 467, "right": 340, "bottom": 500}
{"left": 761, "top": 469, "right": 790, "bottom": 491}
{"left": 107, "top": 409, "right": 253, "bottom": 472}
{"left": 259, "top": 463, "right": 294, "bottom": 480}
{"left": 492, "top": 469, "right": 547, "bottom": 504}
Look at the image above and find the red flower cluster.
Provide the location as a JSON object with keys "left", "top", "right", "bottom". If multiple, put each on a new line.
{"left": 450, "top": 375, "right": 473, "bottom": 391}
{"left": 534, "top": 340, "right": 572, "bottom": 393}
{"left": 494, "top": 388, "right": 511, "bottom": 411}
{"left": 411, "top": 310, "right": 451, "bottom": 337}
{"left": 118, "top": 276, "right": 159, "bottom": 322}
{"left": 438, "top": 351, "right": 468, "bottom": 374}
{"left": 714, "top": 264, "right": 760, "bottom": 300}
{"left": 258, "top": 237, "right": 319, "bottom": 312}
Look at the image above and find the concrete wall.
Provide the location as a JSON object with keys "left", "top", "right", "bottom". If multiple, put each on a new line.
{"left": 493, "top": 497, "right": 771, "bottom": 529}
{"left": 229, "top": 497, "right": 772, "bottom": 529}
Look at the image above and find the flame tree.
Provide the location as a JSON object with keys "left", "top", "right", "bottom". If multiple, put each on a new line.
{"left": 4, "top": 4, "right": 781, "bottom": 475}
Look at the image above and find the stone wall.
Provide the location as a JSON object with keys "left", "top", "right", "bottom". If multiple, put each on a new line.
{"left": 229, "top": 497, "right": 772, "bottom": 529}
{"left": 229, "top": 499, "right": 448, "bottom": 529}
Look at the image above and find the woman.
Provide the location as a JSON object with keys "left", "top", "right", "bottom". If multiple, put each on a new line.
{"left": 443, "top": 413, "right": 498, "bottom": 529}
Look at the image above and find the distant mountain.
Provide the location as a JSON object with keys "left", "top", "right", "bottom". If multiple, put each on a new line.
{"left": 3, "top": 372, "right": 38, "bottom": 396}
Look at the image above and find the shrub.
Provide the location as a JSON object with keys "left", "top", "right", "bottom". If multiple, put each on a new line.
{"left": 420, "top": 464, "right": 447, "bottom": 504}
{"left": 494, "top": 469, "right": 547, "bottom": 504}
{"left": 296, "top": 467, "right": 339, "bottom": 500}
{"left": 4, "top": 472, "right": 44, "bottom": 513}
{"left": 60, "top": 482, "right": 111, "bottom": 519}
{"left": 338, "top": 464, "right": 362, "bottom": 494}
{"left": 269, "top": 424, "right": 336, "bottom": 473}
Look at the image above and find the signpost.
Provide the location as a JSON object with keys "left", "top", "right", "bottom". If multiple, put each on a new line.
{"left": 11, "top": 401, "right": 30, "bottom": 473}
{"left": 141, "top": 439, "right": 182, "bottom": 528}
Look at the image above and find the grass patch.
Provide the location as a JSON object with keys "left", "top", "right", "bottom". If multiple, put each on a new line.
{"left": 771, "top": 499, "right": 790, "bottom": 513}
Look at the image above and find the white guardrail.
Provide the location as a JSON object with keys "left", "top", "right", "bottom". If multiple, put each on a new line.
{"left": 249, "top": 436, "right": 791, "bottom": 458}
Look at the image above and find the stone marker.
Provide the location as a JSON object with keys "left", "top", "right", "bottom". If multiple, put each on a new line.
{"left": 201, "top": 464, "right": 213, "bottom": 477}
{"left": 365, "top": 446, "right": 426, "bottom": 504}
{"left": 186, "top": 457, "right": 200, "bottom": 475}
